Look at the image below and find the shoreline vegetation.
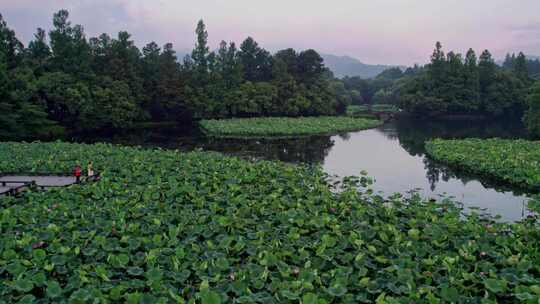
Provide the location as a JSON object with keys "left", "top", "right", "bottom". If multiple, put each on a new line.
{"left": 426, "top": 138, "right": 540, "bottom": 191}
{"left": 0, "top": 142, "right": 538, "bottom": 302}
{"left": 199, "top": 116, "right": 383, "bottom": 138}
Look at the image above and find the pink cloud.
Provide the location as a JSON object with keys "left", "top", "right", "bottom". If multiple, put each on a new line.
{"left": 1, "top": 0, "right": 539, "bottom": 65}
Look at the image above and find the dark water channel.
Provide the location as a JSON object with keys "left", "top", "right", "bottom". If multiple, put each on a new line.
{"left": 83, "top": 118, "right": 535, "bottom": 221}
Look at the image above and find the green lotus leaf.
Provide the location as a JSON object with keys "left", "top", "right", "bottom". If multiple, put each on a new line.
{"left": 16, "top": 295, "right": 36, "bottom": 304}
{"left": 441, "top": 285, "right": 459, "bottom": 302}
{"left": 326, "top": 283, "right": 347, "bottom": 297}
{"left": 127, "top": 266, "right": 144, "bottom": 276}
{"left": 146, "top": 268, "right": 163, "bottom": 282}
{"left": 302, "top": 292, "right": 318, "bottom": 304}
{"left": 14, "top": 279, "right": 34, "bottom": 293}
{"left": 200, "top": 290, "right": 222, "bottom": 304}
{"left": 139, "top": 294, "right": 158, "bottom": 304}
{"left": 69, "top": 288, "right": 94, "bottom": 303}
{"left": 6, "top": 262, "right": 26, "bottom": 276}
{"left": 484, "top": 278, "right": 507, "bottom": 294}
{"left": 33, "top": 249, "right": 47, "bottom": 261}
{"left": 215, "top": 257, "right": 230, "bottom": 270}
{"left": 126, "top": 292, "right": 142, "bottom": 304}
{"left": 46, "top": 281, "right": 63, "bottom": 298}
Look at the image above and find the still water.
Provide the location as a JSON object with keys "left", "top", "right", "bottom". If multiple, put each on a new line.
{"left": 84, "top": 118, "right": 535, "bottom": 221}
{"left": 322, "top": 123, "right": 532, "bottom": 221}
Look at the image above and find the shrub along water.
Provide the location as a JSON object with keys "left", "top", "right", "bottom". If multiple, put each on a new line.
{"left": 0, "top": 142, "right": 538, "bottom": 303}
{"left": 199, "top": 117, "right": 383, "bottom": 138}
{"left": 426, "top": 138, "right": 540, "bottom": 191}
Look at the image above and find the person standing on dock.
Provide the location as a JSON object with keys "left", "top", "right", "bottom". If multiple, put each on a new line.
{"left": 74, "top": 165, "right": 81, "bottom": 184}
{"left": 87, "top": 161, "right": 94, "bottom": 178}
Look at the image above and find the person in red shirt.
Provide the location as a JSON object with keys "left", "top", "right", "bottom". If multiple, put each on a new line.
{"left": 74, "top": 165, "right": 82, "bottom": 184}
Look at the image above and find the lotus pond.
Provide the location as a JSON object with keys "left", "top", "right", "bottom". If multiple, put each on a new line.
{"left": 426, "top": 139, "right": 540, "bottom": 191}
{"left": 0, "top": 141, "right": 539, "bottom": 303}
{"left": 199, "top": 117, "right": 382, "bottom": 138}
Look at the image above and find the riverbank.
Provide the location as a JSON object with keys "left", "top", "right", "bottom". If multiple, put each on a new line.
{"left": 426, "top": 138, "right": 540, "bottom": 191}
{"left": 199, "top": 116, "right": 383, "bottom": 138}
{"left": 0, "top": 142, "right": 538, "bottom": 302}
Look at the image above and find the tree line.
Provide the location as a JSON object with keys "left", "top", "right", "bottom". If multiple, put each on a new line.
{"left": 502, "top": 53, "right": 540, "bottom": 80}
{"left": 386, "top": 42, "right": 532, "bottom": 118}
{"left": 0, "top": 10, "right": 350, "bottom": 139}
{"left": 334, "top": 44, "right": 540, "bottom": 137}
{"left": 355, "top": 42, "right": 540, "bottom": 137}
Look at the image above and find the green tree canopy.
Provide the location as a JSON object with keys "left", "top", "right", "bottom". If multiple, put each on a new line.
{"left": 394, "top": 43, "right": 529, "bottom": 118}
{"left": 239, "top": 37, "right": 272, "bottom": 82}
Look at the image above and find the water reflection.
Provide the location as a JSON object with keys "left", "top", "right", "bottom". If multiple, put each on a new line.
{"left": 200, "top": 136, "right": 335, "bottom": 163}
{"left": 76, "top": 127, "right": 336, "bottom": 164}
{"left": 386, "top": 118, "right": 530, "bottom": 195}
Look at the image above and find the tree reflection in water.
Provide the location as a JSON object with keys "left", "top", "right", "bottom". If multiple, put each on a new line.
{"left": 384, "top": 117, "right": 529, "bottom": 195}
{"left": 200, "top": 136, "right": 335, "bottom": 163}
{"left": 75, "top": 125, "right": 336, "bottom": 164}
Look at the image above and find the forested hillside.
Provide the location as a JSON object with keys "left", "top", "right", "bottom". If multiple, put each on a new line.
{"left": 320, "top": 54, "right": 397, "bottom": 78}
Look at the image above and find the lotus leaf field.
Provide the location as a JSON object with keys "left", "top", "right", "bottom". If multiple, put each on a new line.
{"left": 0, "top": 142, "right": 539, "bottom": 303}
{"left": 426, "top": 138, "right": 540, "bottom": 191}
{"left": 199, "top": 117, "right": 383, "bottom": 138}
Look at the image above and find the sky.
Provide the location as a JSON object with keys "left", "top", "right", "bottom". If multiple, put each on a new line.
{"left": 1, "top": 0, "right": 540, "bottom": 66}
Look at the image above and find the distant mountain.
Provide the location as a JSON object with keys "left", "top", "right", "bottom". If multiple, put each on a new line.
{"left": 175, "top": 49, "right": 399, "bottom": 79}
{"left": 321, "top": 54, "right": 399, "bottom": 79}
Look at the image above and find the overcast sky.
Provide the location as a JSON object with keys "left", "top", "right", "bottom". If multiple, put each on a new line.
{"left": 2, "top": 0, "right": 540, "bottom": 65}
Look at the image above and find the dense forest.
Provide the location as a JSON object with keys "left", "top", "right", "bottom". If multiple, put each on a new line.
{"left": 0, "top": 10, "right": 352, "bottom": 139}
{"left": 377, "top": 43, "right": 535, "bottom": 118}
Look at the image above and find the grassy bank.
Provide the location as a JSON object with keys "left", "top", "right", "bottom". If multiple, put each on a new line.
{"left": 426, "top": 138, "right": 540, "bottom": 191}
{"left": 0, "top": 142, "right": 539, "bottom": 303}
{"left": 199, "top": 116, "right": 383, "bottom": 138}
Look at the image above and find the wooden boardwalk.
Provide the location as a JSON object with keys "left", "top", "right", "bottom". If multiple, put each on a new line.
{"left": 0, "top": 175, "right": 77, "bottom": 195}
{"left": 0, "top": 186, "right": 14, "bottom": 195}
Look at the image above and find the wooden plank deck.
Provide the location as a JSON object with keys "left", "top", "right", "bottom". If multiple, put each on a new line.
{"left": 0, "top": 176, "right": 76, "bottom": 187}
{"left": 0, "top": 186, "right": 12, "bottom": 195}
{"left": 0, "top": 175, "right": 77, "bottom": 196}
{"left": 0, "top": 181, "right": 31, "bottom": 195}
